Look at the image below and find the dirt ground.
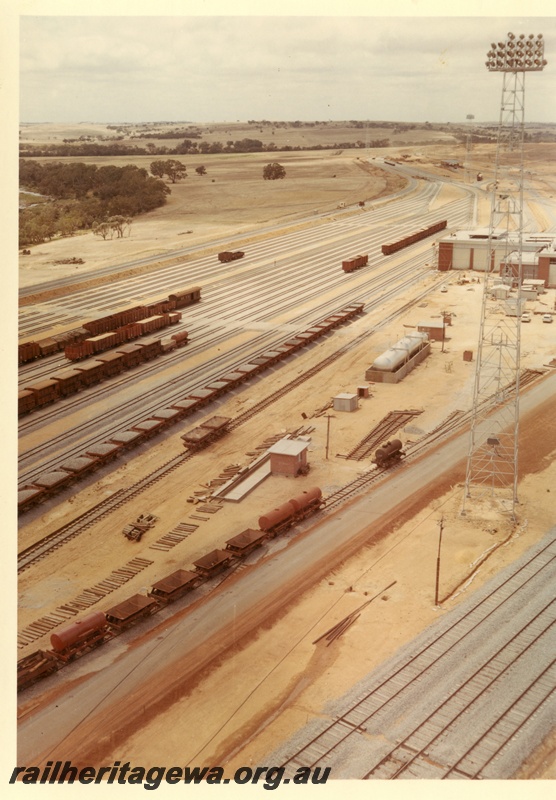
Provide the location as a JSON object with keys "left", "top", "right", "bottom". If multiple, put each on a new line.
{"left": 19, "top": 138, "right": 556, "bottom": 292}
{"left": 17, "top": 134, "right": 556, "bottom": 778}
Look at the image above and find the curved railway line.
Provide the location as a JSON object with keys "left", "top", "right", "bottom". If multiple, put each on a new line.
{"left": 276, "top": 529, "right": 556, "bottom": 780}
{"left": 18, "top": 178, "right": 464, "bottom": 334}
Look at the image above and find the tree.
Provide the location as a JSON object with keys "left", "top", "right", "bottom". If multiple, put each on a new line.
{"left": 150, "top": 160, "right": 168, "bottom": 179}
{"left": 92, "top": 222, "right": 113, "bottom": 240}
{"left": 263, "top": 162, "right": 286, "bottom": 180}
{"left": 195, "top": 166, "right": 207, "bottom": 176}
{"left": 108, "top": 215, "right": 133, "bottom": 238}
{"left": 164, "top": 159, "right": 187, "bottom": 183}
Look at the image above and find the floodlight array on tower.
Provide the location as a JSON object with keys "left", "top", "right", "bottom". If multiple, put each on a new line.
{"left": 486, "top": 33, "right": 546, "bottom": 72}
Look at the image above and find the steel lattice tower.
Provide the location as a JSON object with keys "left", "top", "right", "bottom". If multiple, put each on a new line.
{"left": 462, "top": 33, "right": 547, "bottom": 520}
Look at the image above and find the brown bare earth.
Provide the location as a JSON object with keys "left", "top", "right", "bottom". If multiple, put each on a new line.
{"left": 17, "top": 125, "right": 556, "bottom": 779}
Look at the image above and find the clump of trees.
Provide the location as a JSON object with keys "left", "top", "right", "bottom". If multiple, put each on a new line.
{"left": 263, "top": 162, "right": 286, "bottom": 180}
{"left": 93, "top": 215, "right": 133, "bottom": 240}
{"left": 19, "top": 160, "right": 170, "bottom": 247}
{"left": 150, "top": 159, "right": 187, "bottom": 183}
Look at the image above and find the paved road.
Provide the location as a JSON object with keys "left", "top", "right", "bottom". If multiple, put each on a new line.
{"left": 18, "top": 371, "right": 556, "bottom": 765}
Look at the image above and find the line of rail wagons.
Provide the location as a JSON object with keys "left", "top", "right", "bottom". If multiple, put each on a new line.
{"left": 18, "top": 287, "right": 201, "bottom": 365}
{"left": 17, "top": 488, "right": 324, "bottom": 692}
{"left": 18, "top": 303, "right": 364, "bottom": 515}
{"left": 18, "top": 329, "right": 190, "bottom": 416}
{"left": 381, "top": 220, "right": 447, "bottom": 256}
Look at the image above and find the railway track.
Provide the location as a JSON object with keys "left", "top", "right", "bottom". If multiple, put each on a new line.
{"left": 277, "top": 529, "right": 556, "bottom": 780}
{"left": 324, "top": 368, "right": 544, "bottom": 512}
{"left": 18, "top": 286, "right": 544, "bottom": 574}
{"left": 17, "top": 280, "right": 449, "bottom": 572}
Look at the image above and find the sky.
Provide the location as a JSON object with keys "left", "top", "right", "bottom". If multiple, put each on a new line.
{"left": 15, "top": 3, "right": 556, "bottom": 125}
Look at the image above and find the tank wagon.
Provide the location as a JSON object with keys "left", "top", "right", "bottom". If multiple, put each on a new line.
{"left": 18, "top": 487, "right": 326, "bottom": 691}
{"left": 342, "top": 254, "right": 368, "bottom": 273}
{"left": 382, "top": 220, "right": 447, "bottom": 256}
{"left": 18, "top": 287, "right": 200, "bottom": 365}
{"left": 218, "top": 251, "right": 244, "bottom": 263}
{"left": 49, "top": 610, "right": 108, "bottom": 662}
{"left": 259, "top": 487, "right": 324, "bottom": 535}
{"left": 373, "top": 439, "right": 404, "bottom": 468}
{"left": 18, "top": 303, "right": 363, "bottom": 512}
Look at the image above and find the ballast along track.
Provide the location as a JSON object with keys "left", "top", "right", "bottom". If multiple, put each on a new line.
{"left": 18, "top": 302, "right": 365, "bottom": 513}
{"left": 277, "top": 530, "right": 556, "bottom": 780}
{"left": 17, "top": 281, "right": 443, "bottom": 569}
{"left": 18, "top": 279, "right": 545, "bottom": 573}
{"left": 325, "top": 367, "right": 545, "bottom": 512}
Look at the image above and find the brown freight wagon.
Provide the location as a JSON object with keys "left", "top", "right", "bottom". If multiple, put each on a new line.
{"left": 36, "top": 337, "right": 59, "bottom": 357}
{"left": 342, "top": 254, "right": 368, "bottom": 272}
{"left": 59, "top": 455, "right": 98, "bottom": 479}
{"left": 149, "top": 570, "right": 199, "bottom": 603}
{"left": 25, "top": 379, "right": 61, "bottom": 407}
{"left": 18, "top": 341, "right": 40, "bottom": 364}
{"left": 74, "top": 360, "right": 107, "bottom": 386}
{"left": 168, "top": 287, "right": 201, "bottom": 307}
{"left": 136, "top": 315, "right": 168, "bottom": 335}
{"left": 193, "top": 549, "right": 233, "bottom": 578}
{"left": 17, "top": 650, "right": 60, "bottom": 692}
{"left": 51, "top": 367, "right": 85, "bottom": 397}
{"left": 86, "top": 331, "right": 122, "bottom": 353}
{"left": 18, "top": 389, "right": 36, "bottom": 416}
{"left": 105, "top": 595, "right": 158, "bottom": 630}
{"left": 225, "top": 529, "right": 267, "bottom": 556}
{"left": 94, "top": 351, "right": 126, "bottom": 377}
{"left": 18, "top": 486, "right": 46, "bottom": 514}
{"left": 65, "top": 340, "right": 95, "bottom": 361}
{"left": 119, "top": 322, "right": 142, "bottom": 341}
{"left": 116, "top": 343, "right": 145, "bottom": 368}
{"left": 218, "top": 250, "right": 244, "bottom": 262}
{"left": 134, "top": 337, "right": 163, "bottom": 360}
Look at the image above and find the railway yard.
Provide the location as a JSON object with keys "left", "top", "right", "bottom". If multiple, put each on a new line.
{"left": 16, "top": 141, "right": 556, "bottom": 779}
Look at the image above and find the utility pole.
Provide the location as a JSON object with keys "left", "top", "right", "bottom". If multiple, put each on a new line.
{"left": 324, "top": 413, "right": 335, "bottom": 460}
{"left": 435, "top": 516, "right": 444, "bottom": 606}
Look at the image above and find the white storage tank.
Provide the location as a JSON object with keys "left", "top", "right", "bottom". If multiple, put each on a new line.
{"left": 372, "top": 332, "right": 429, "bottom": 373}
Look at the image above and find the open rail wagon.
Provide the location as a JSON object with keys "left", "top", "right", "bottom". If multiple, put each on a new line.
{"left": 218, "top": 250, "right": 244, "bottom": 262}
{"left": 17, "top": 485, "right": 326, "bottom": 691}
{"left": 382, "top": 220, "right": 447, "bottom": 256}
{"left": 342, "top": 254, "right": 368, "bottom": 272}
{"left": 18, "top": 287, "right": 200, "bottom": 364}
{"left": 181, "top": 416, "right": 232, "bottom": 450}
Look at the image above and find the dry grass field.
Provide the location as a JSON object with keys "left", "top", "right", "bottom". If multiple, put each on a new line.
{"left": 19, "top": 122, "right": 556, "bottom": 293}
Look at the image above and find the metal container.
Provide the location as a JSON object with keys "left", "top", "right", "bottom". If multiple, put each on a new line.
{"left": 375, "top": 439, "right": 403, "bottom": 467}
{"left": 50, "top": 611, "right": 107, "bottom": 652}
{"left": 259, "top": 501, "right": 296, "bottom": 532}
{"left": 288, "top": 487, "right": 322, "bottom": 513}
